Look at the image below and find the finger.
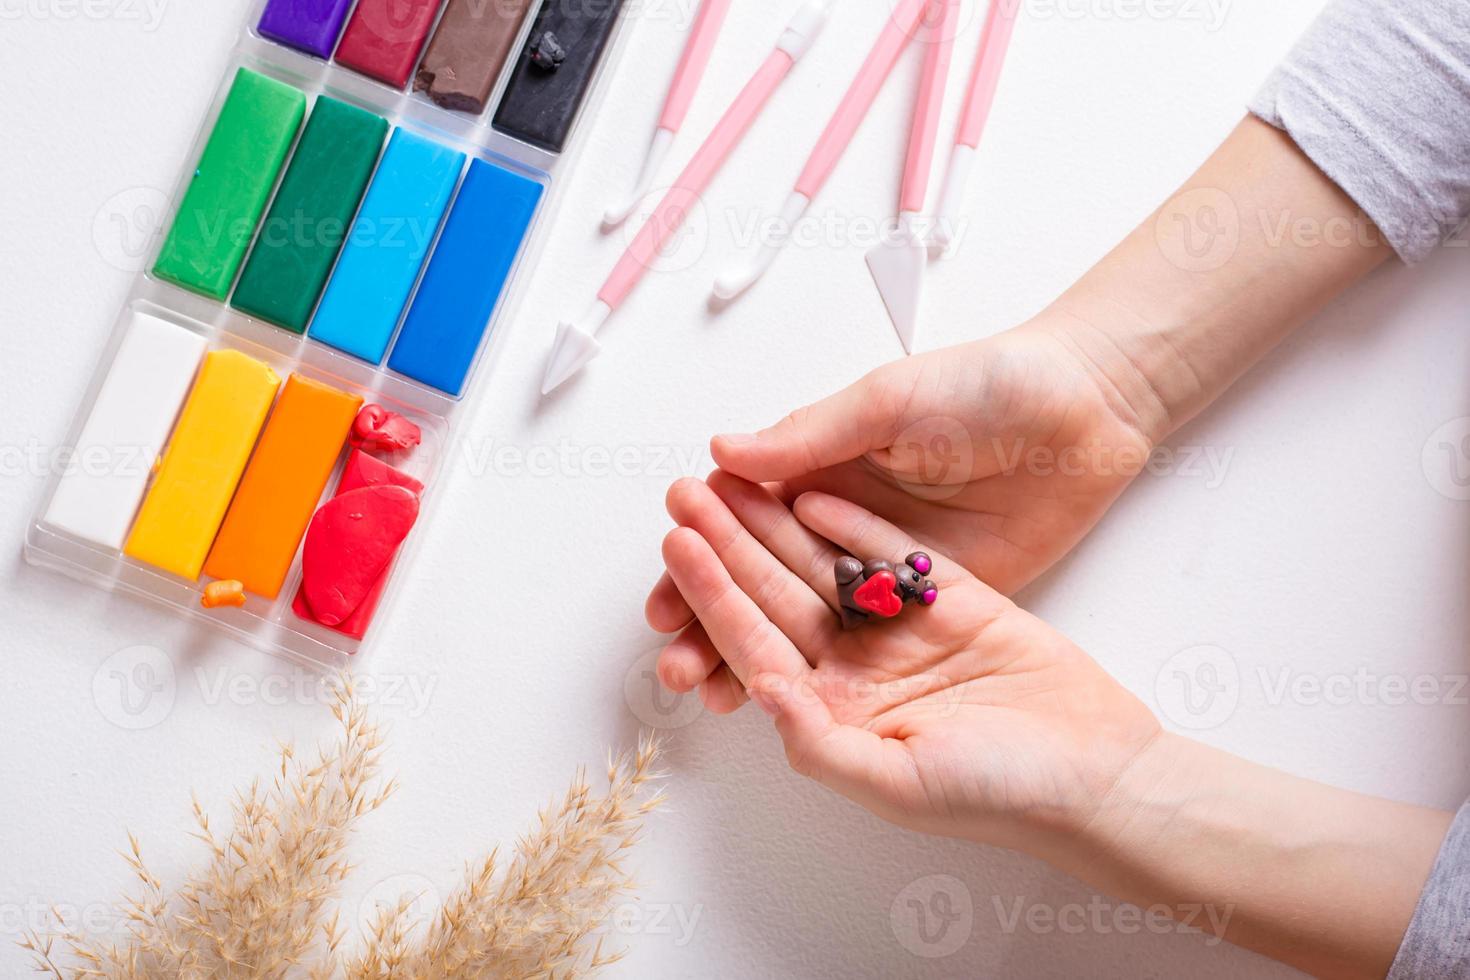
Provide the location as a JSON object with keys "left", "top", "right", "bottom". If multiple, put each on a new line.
{"left": 793, "top": 492, "right": 965, "bottom": 588}
{"left": 645, "top": 571, "right": 695, "bottom": 635}
{"left": 657, "top": 621, "right": 722, "bottom": 694}
{"left": 699, "top": 664, "right": 749, "bottom": 715}
{"left": 661, "top": 527, "right": 811, "bottom": 686}
{"left": 666, "top": 477, "right": 833, "bottom": 652}
{"left": 707, "top": 471, "right": 844, "bottom": 612}
{"left": 711, "top": 362, "right": 920, "bottom": 483}
{"left": 748, "top": 672, "right": 916, "bottom": 804}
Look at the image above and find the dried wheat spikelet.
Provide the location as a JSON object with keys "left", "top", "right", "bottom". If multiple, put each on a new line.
{"left": 22, "top": 676, "right": 665, "bottom": 980}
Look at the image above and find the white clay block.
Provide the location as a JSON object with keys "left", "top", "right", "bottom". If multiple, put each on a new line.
{"left": 44, "top": 312, "right": 207, "bottom": 550}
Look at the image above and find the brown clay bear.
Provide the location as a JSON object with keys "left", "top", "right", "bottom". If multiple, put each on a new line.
{"left": 835, "top": 552, "right": 938, "bottom": 630}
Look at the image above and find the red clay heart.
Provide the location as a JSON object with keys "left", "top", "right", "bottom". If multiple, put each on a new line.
{"left": 853, "top": 570, "right": 902, "bottom": 618}
{"left": 301, "top": 485, "right": 420, "bottom": 627}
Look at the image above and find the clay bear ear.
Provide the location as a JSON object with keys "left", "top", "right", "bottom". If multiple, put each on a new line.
{"left": 835, "top": 556, "right": 864, "bottom": 585}
{"left": 907, "top": 552, "right": 933, "bottom": 576}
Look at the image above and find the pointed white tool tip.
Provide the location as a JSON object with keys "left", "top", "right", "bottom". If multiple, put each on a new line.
{"left": 541, "top": 321, "right": 605, "bottom": 395}
{"left": 865, "top": 239, "right": 925, "bottom": 355}
{"left": 895, "top": 317, "right": 918, "bottom": 355}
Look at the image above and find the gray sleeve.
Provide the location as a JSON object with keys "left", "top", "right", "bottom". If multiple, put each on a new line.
{"left": 1249, "top": 0, "right": 1470, "bottom": 264}
{"left": 1387, "top": 798, "right": 1470, "bottom": 979}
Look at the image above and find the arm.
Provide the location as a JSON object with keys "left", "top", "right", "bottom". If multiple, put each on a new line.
{"left": 1044, "top": 0, "right": 1470, "bottom": 444}
{"left": 1044, "top": 733, "right": 1452, "bottom": 980}
{"left": 652, "top": 475, "right": 1455, "bottom": 980}
{"left": 1038, "top": 113, "right": 1391, "bottom": 448}
{"left": 651, "top": 2, "right": 1470, "bottom": 973}
{"left": 652, "top": 474, "right": 1455, "bottom": 980}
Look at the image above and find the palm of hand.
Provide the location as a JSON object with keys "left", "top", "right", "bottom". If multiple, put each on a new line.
{"left": 656, "top": 475, "right": 1159, "bottom": 846}
{"left": 789, "top": 575, "right": 1158, "bottom": 842}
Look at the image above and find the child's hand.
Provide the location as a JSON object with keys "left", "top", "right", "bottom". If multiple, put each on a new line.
{"left": 648, "top": 321, "right": 1166, "bottom": 701}
{"left": 655, "top": 474, "right": 1160, "bottom": 847}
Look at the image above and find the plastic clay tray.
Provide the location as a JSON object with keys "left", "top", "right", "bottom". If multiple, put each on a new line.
{"left": 25, "top": 0, "right": 633, "bottom": 670}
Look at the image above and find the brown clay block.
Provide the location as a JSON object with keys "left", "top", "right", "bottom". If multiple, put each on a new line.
{"left": 414, "top": 0, "right": 534, "bottom": 114}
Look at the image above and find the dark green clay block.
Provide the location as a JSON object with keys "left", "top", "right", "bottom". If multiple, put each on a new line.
{"left": 232, "top": 97, "right": 389, "bottom": 333}
{"left": 154, "top": 68, "right": 306, "bottom": 299}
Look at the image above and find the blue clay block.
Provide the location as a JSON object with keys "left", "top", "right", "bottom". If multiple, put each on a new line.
{"left": 388, "top": 158, "right": 543, "bottom": 395}
{"left": 309, "top": 129, "right": 464, "bottom": 364}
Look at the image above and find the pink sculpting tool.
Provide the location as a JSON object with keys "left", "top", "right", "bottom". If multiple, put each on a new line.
{"left": 932, "top": 0, "right": 1020, "bottom": 252}
{"left": 604, "top": 0, "right": 733, "bottom": 229}
{"left": 865, "top": 0, "right": 961, "bottom": 353}
{"left": 713, "top": 0, "right": 932, "bottom": 301}
{"left": 543, "top": 0, "right": 832, "bottom": 395}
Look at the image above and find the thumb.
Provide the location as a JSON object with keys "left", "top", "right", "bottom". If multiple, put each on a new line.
{"left": 711, "top": 364, "right": 918, "bottom": 483}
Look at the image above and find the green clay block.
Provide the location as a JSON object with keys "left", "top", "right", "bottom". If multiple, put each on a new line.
{"left": 154, "top": 68, "right": 307, "bottom": 299}
{"left": 232, "top": 97, "right": 389, "bottom": 333}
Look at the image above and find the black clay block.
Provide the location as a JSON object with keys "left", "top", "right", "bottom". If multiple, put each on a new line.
{"left": 492, "top": 0, "right": 624, "bottom": 153}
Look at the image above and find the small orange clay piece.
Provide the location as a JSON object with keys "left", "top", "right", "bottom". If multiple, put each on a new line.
{"left": 202, "top": 580, "right": 247, "bottom": 609}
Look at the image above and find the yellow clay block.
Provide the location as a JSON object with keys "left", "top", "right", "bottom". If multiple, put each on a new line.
{"left": 125, "top": 350, "right": 281, "bottom": 580}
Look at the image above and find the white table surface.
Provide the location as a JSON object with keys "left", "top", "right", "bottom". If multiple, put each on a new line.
{"left": 3, "top": 1, "right": 1469, "bottom": 976}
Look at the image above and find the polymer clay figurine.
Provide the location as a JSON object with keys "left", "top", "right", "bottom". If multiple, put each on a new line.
{"left": 835, "top": 552, "right": 938, "bottom": 630}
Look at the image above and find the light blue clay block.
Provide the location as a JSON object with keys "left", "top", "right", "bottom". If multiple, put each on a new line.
{"left": 309, "top": 129, "right": 464, "bottom": 363}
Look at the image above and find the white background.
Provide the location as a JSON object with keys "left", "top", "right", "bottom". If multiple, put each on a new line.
{"left": 3, "top": 0, "right": 1469, "bottom": 976}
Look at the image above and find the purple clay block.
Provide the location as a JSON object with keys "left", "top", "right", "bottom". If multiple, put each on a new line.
{"left": 258, "top": 0, "right": 355, "bottom": 59}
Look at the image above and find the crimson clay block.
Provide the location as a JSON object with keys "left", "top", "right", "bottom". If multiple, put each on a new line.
{"left": 336, "top": 0, "right": 446, "bottom": 89}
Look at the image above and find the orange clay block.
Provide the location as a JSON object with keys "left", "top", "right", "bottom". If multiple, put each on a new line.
{"left": 125, "top": 351, "right": 281, "bottom": 580}
{"left": 202, "top": 580, "right": 247, "bottom": 609}
{"left": 205, "top": 375, "right": 363, "bottom": 598}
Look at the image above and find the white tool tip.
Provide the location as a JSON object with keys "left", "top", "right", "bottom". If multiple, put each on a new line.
{"left": 541, "top": 321, "right": 605, "bottom": 395}
{"left": 713, "top": 266, "right": 759, "bottom": 301}
{"left": 929, "top": 223, "right": 955, "bottom": 255}
{"left": 602, "top": 128, "right": 675, "bottom": 230}
{"left": 602, "top": 198, "right": 639, "bottom": 230}
{"left": 865, "top": 237, "right": 926, "bottom": 355}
